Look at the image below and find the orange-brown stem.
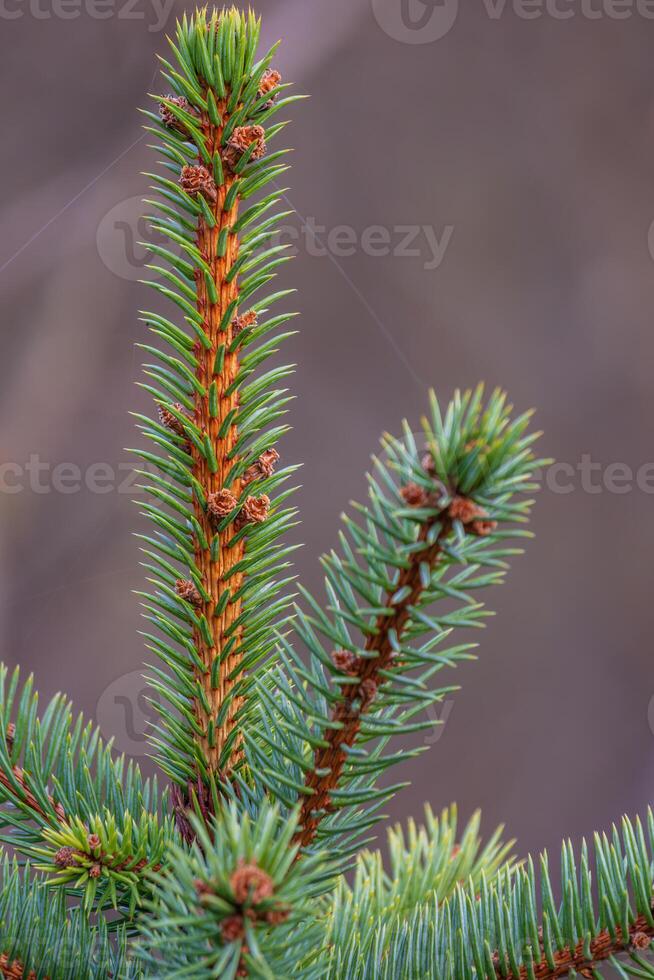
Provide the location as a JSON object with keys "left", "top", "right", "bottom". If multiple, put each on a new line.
{"left": 294, "top": 511, "right": 453, "bottom": 848}
{"left": 188, "top": 100, "right": 245, "bottom": 776}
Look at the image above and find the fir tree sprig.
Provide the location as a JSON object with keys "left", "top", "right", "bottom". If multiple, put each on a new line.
{"left": 247, "top": 387, "right": 543, "bottom": 861}
{"left": 0, "top": 665, "right": 173, "bottom": 916}
{"left": 133, "top": 7, "right": 303, "bottom": 804}
{"left": 136, "top": 802, "right": 326, "bottom": 978}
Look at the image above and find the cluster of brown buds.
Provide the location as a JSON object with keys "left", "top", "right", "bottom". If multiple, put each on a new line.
{"left": 0, "top": 952, "right": 35, "bottom": 980}
{"left": 257, "top": 68, "right": 282, "bottom": 109}
{"left": 195, "top": 861, "right": 289, "bottom": 971}
{"left": 400, "top": 482, "right": 429, "bottom": 508}
{"left": 242, "top": 448, "right": 279, "bottom": 486}
{"left": 223, "top": 125, "right": 267, "bottom": 173}
{"left": 448, "top": 496, "right": 497, "bottom": 537}
{"left": 159, "top": 95, "right": 196, "bottom": 134}
{"left": 179, "top": 164, "right": 217, "bottom": 203}
{"left": 175, "top": 579, "right": 203, "bottom": 607}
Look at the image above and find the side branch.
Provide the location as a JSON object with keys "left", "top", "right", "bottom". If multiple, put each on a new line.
{"left": 295, "top": 509, "right": 453, "bottom": 848}
{"left": 501, "top": 917, "right": 654, "bottom": 979}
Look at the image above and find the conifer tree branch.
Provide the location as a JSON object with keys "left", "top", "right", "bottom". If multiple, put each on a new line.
{"left": 295, "top": 510, "right": 455, "bottom": 848}
{"left": 135, "top": 9, "right": 301, "bottom": 801}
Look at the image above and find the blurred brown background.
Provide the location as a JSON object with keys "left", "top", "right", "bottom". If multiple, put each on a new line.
{"left": 1, "top": 0, "right": 654, "bottom": 874}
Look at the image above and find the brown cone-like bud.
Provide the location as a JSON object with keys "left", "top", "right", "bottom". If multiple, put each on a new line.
{"left": 632, "top": 932, "right": 652, "bottom": 950}
{"left": 223, "top": 125, "right": 266, "bottom": 173}
{"left": 231, "top": 861, "right": 274, "bottom": 905}
{"left": 232, "top": 309, "right": 258, "bottom": 337}
{"left": 470, "top": 518, "right": 497, "bottom": 537}
{"left": 221, "top": 915, "right": 245, "bottom": 942}
{"left": 241, "top": 494, "right": 270, "bottom": 525}
{"left": 179, "top": 164, "right": 217, "bottom": 203}
{"left": 400, "top": 482, "right": 428, "bottom": 507}
{"left": 421, "top": 451, "right": 437, "bottom": 476}
{"left": 5, "top": 723, "right": 15, "bottom": 751}
{"left": 257, "top": 68, "right": 282, "bottom": 108}
{"left": 87, "top": 833, "right": 101, "bottom": 850}
{"left": 159, "top": 95, "right": 194, "bottom": 133}
{"left": 332, "top": 650, "right": 361, "bottom": 676}
{"left": 54, "top": 846, "right": 77, "bottom": 869}
{"left": 359, "top": 678, "right": 378, "bottom": 710}
{"left": 89, "top": 863, "right": 102, "bottom": 879}
{"left": 208, "top": 489, "right": 238, "bottom": 525}
{"left": 448, "top": 496, "right": 485, "bottom": 525}
{"left": 175, "top": 579, "right": 203, "bottom": 607}
{"left": 257, "top": 448, "right": 280, "bottom": 477}
{"left": 158, "top": 403, "right": 188, "bottom": 438}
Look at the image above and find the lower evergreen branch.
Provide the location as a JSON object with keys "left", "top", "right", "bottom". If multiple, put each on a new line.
{"left": 136, "top": 802, "right": 326, "bottom": 979}
{"left": 0, "top": 665, "right": 173, "bottom": 917}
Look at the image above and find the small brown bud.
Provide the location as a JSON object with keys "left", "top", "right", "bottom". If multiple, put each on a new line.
{"left": 332, "top": 650, "right": 361, "bottom": 676}
{"left": 470, "top": 518, "right": 497, "bottom": 537}
{"left": 231, "top": 862, "right": 274, "bottom": 905}
{"left": 257, "top": 68, "right": 282, "bottom": 108}
{"left": 158, "top": 403, "right": 188, "bottom": 438}
{"left": 223, "top": 125, "right": 267, "bottom": 173}
{"left": 175, "top": 579, "right": 203, "bottom": 607}
{"left": 400, "top": 482, "right": 428, "bottom": 507}
{"left": 221, "top": 914, "right": 245, "bottom": 942}
{"left": 232, "top": 309, "right": 258, "bottom": 337}
{"left": 207, "top": 489, "right": 238, "bottom": 523}
{"left": 257, "top": 448, "right": 280, "bottom": 477}
{"left": 448, "top": 496, "right": 485, "bottom": 525}
{"left": 421, "top": 451, "right": 437, "bottom": 476}
{"left": 5, "top": 722, "right": 15, "bottom": 751}
{"left": 159, "top": 95, "right": 193, "bottom": 133}
{"left": 179, "top": 164, "right": 217, "bottom": 203}
{"left": 359, "top": 678, "right": 378, "bottom": 710}
{"left": 87, "top": 833, "right": 101, "bottom": 850}
{"left": 193, "top": 878, "right": 213, "bottom": 897}
{"left": 632, "top": 931, "right": 652, "bottom": 950}
{"left": 89, "top": 863, "right": 102, "bottom": 879}
{"left": 54, "top": 846, "right": 77, "bottom": 869}
{"left": 264, "top": 906, "right": 290, "bottom": 925}
{"left": 241, "top": 494, "right": 270, "bottom": 525}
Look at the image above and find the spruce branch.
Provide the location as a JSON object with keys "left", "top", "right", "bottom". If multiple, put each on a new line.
{"left": 134, "top": 8, "right": 303, "bottom": 800}
{"left": 0, "top": 665, "right": 172, "bottom": 917}
{"left": 248, "top": 387, "right": 543, "bottom": 860}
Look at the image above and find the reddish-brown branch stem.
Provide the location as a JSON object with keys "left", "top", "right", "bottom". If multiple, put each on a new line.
{"left": 294, "top": 511, "right": 453, "bottom": 848}
{"left": 500, "top": 916, "right": 654, "bottom": 978}
{"left": 187, "top": 100, "right": 246, "bottom": 777}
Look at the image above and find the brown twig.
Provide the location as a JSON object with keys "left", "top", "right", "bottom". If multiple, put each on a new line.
{"left": 294, "top": 507, "right": 454, "bottom": 848}
{"left": 500, "top": 917, "right": 654, "bottom": 978}
{"left": 182, "top": 97, "right": 248, "bottom": 781}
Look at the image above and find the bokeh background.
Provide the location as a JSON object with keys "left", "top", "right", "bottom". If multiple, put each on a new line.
{"left": 1, "top": 0, "right": 654, "bottom": 880}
